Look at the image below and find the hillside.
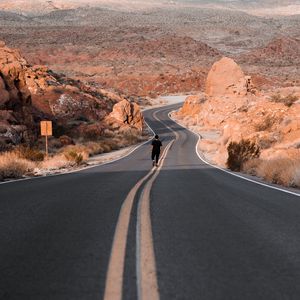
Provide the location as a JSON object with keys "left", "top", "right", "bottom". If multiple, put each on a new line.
{"left": 239, "top": 37, "right": 300, "bottom": 66}
{"left": 173, "top": 57, "right": 300, "bottom": 186}
{"left": 0, "top": 0, "right": 299, "bottom": 16}
{"left": 0, "top": 5, "right": 299, "bottom": 97}
{"left": 0, "top": 41, "right": 144, "bottom": 151}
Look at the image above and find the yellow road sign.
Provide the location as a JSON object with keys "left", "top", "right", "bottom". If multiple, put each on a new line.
{"left": 40, "top": 121, "right": 52, "bottom": 136}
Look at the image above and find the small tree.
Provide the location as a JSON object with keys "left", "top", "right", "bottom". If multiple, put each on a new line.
{"left": 227, "top": 139, "right": 260, "bottom": 171}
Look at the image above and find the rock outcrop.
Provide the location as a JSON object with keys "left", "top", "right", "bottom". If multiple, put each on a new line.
{"left": 180, "top": 95, "right": 203, "bottom": 116}
{"left": 176, "top": 57, "right": 300, "bottom": 166}
{"left": 105, "top": 99, "right": 144, "bottom": 131}
{"left": 205, "top": 57, "right": 255, "bottom": 97}
{"left": 0, "top": 42, "right": 36, "bottom": 149}
{"left": 0, "top": 41, "right": 144, "bottom": 150}
{"left": 240, "top": 37, "right": 300, "bottom": 66}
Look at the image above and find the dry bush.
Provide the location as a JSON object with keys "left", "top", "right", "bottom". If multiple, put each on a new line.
{"left": 64, "top": 151, "right": 83, "bottom": 165}
{"left": 80, "top": 124, "right": 104, "bottom": 141}
{"left": 257, "top": 137, "right": 274, "bottom": 149}
{"left": 61, "top": 145, "right": 89, "bottom": 165}
{"left": 120, "top": 129, "right": 142, "bottom": 145}
{"left": 105, "top": 140, "right": 119, "bottom": 151}
{"left": 84, "top": 142, "right": 104, "bottom": 156}
{"left": 48, "top": 138, "right": 63, "bottom": 150}
{"left": 270, "top": 93, "right": 299, "bottom": 107}
{"left": 59, "top": 135, "right": 74, "bottom": 146}
{"left": 15, "top": 146, "right": 45, "bottom": 162}
{"left": 40, "top": 154, "right": 72, "bottom": 170}
{"left": 255, "top": 158, "right": 300, "bottom": 187}
{"left": 293, "top": 169, "right": 300, "bottom": 187}
{"left": 254, "top": 115, "right": 275, "bottom": 132}
{"left": 227, "top": 139, "right": 260, "bottom": 171}
{"left": 242, "top": 158, "right": 262, "bottom": 176}
{"left": 0, "top": 152, "right": 35, "bottom": 180}
{"left": 103, "top": 129, "right": 116, "bottom": 138}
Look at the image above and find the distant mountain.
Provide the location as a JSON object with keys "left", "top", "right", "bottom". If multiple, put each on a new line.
{"left": 0, "top": 0, "right": 299, "bottom": 16}
{"left": 239, "top": 36, "right": 300, "bottom": 66}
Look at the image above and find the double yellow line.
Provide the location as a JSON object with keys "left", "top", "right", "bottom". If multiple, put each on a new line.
{"left": 104, "top": 109, "right": 178, "bottom": 300}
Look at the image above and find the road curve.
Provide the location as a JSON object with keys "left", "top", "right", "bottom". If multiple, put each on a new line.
{"left": 1, "top": 103, "right": 300, "bottom": 300}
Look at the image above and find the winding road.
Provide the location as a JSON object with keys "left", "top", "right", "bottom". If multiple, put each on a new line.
{"left": 1, "top": 103, "right": 300, "bottom": 300}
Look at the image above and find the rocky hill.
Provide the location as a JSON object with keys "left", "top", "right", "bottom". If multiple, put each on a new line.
{"left": 0, "top": 41, "right": 143, "bottom": 151}
{"left": 239, "top": 37, "right": 300, "bottom": 66}
{"left": 1, "top": 0, "right": 299, "bottom": 16}
{"left": 175, "top": 57, "right": 300, "bottom": 169}
{"left": 0, "top": 4, "right": 298, "bottom": 96}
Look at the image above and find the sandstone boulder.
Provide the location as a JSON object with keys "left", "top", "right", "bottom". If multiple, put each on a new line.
{"left": 0, "top": 43, "right": 31, "bottom": 106}
{"left": 106, "top": 99, "right": 144, "bottom": 131}
{"left": 206, "top": 57, "right": 252, "bottom": 97}
{"left": 179, "top": 95, "right": 203, "bottom": 116}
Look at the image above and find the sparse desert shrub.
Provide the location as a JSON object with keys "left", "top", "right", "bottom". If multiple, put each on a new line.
{"left": 103, "top": 129, "right": 115, "bottom": 138}
{"left": 257, "top": 137, "right": 274, "bottom": 149}
{"left": 270, "top": 92, "right": 282, "bottom": 102}
{"left": 293, "top": 169, "right": 300, "bottom": 187}
{"left": 84, "top": 141, "right": 104, "bottom": 156}
{"left": 15, "top": 146, "right": 45, "bottom": 162}
{"left": 64, "top": 150, "right": 84, "bottom": 165}
{"left": 242, "top": 158, "right": 262, "bottom": 176}
{"left": 80, "top": 124, "right": 104, "bottom": 141}
{"left": 40, "top": 154, "right": 72, "bottom": 171}
{"left": 62, "top": 145, "right": 89, "bottom": 165}
{"left": 254, "top": 115, "right": 275, "bottom": 132}
{"left": 59, "top": 135, "right": 74, "bottom": 146}
{"left": 227, "top": 139, "right": 260, "bottom": 171}
{"left": 270, "top": 93, "right": 299, "bottom": 107}
{"left": 122, "top": 130, "right": 141, "bottom": 145}
{"left": 0, "top": 152, "right": 35, "bottom": 180}
{"left": 107, "top": 139, "right": 120, "bottom": 151}
{"left": 255, "top": 158, "right": 300, "bottom": 187}
{"left": 101, "top": 142, "right": 113, "bottom": 153}
{"left": 48, "top": 138, "right": 63, "bottom": 149}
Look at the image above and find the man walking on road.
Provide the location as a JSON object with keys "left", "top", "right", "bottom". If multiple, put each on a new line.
{"left": 151, "top": 134, "right": 162, "bottom": 167}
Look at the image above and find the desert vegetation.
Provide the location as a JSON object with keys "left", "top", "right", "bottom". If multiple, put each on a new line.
{"left": 243, "top": 158, "right": 300, "bottom": 188}
{"left": 270, "top": 93, "right": 299, "bottom": 107}
{"left": 227, "top": 139, "right": 260, "bottom": 172}
{"left": 0, "top": 130, "right": 146, "bottom": 181}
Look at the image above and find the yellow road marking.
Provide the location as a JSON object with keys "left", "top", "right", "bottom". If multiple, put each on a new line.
{"left": 136, "top": 140, "right": 174, "bottom": 300}
{"left": 103, "top": 168, "right": 155, "bottom": 300}
{"left": 104, "top": 107, "right": 179, "bottom": 300}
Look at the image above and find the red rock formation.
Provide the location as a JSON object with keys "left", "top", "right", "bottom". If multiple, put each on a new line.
{"left": 239, "top": 37, "right": 300, "bottom": 66}
{"left": 205, "top": 57, "right": 254, "bottom": 97}
{"left": 177, "top": 57, "right": 300, "bottom": 166}
{"left": 105, "top": 99, "right": 144, "bottom": 131}
{"left": 179, "top": 95, "right": 204, "bottom": 116}
{"left": 0, "top": 41, "right": 144, "bottom": 150}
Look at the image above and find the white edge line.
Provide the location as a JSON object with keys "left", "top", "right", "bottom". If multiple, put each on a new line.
{"left": 167, "top": 111, "right": 300, "bottom": 198}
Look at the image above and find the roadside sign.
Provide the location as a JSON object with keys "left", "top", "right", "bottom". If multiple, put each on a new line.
{"left": 40, "top": 121, "right": 52, "bottom": 136}
{"left": 40, "top": 121, "right": 52, "bottom": 158}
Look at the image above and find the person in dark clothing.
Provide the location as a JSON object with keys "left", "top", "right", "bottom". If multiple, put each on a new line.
{"left": 151, "top": 134, "right": 162, "bottom": 167}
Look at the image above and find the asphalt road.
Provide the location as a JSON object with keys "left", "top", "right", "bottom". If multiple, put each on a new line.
{"left": 1, "top": 103, "right": 300, "bottom": 300}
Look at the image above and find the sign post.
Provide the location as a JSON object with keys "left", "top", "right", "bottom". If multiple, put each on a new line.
{"left": 40, "top": 121, "right": 52, "bottom": 159}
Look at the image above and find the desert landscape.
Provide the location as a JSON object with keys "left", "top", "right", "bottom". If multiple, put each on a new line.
{"left": 2, "top": 2, "right": 300, "bottom": 300}
{"left": 0, "top": 0, "right": 299, "bottom": 185}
